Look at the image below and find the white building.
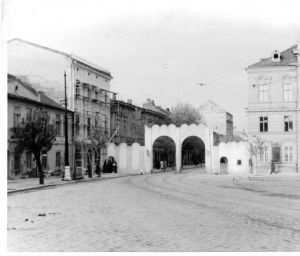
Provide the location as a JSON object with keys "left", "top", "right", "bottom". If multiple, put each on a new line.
{"left": 246, "top": 42, "right": 300, "bottom": 173}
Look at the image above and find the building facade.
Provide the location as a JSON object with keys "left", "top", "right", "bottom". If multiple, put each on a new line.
{"left": 246, "top": 43, "right": 300, "bottom": 173}
{"left": 110, "top": 98, "right": 171, "bottom": 146}
{"left": 198, "top": 100, "right": 234, "bottom": 143}
{"left": 8, "top": 38, "right": 114, "bottom": 174}
{"left": 7, "top": 74, "right": 73, "bottom": 179}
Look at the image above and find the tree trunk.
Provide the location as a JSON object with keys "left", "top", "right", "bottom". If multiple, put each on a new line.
{"left": 34, "top": 152, "right": 44, "bottom": 185}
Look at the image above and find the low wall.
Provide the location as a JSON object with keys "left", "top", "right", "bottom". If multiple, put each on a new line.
{"left": 217, "top": 141, "right": 252, "bottom": 175}
{"left": 107, "top": 143, "right": 146, "bottom": 175}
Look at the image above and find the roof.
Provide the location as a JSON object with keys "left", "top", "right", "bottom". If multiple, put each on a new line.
{"left": 248, "top": 44, "right": 298, "bottom": 68}
{"left": 8, "top": 74, "right": 37, "bottom": 95}
{"left": 8, "top": 74, "right": 68, "bottom": 111}
{"left": 199, "top": 100, "right": 228, "bottom": 114}
{"left": 8, "top": 38, "right": 112, "bottom": 78}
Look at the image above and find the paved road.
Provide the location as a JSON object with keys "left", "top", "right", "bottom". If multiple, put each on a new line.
{"left": 7, "top": 169, "right": 300, "bottom": 251}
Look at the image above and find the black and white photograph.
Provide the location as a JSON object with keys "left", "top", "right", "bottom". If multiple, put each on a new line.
{"left": 1, "top": 0, "right": 300, "bottom": 253}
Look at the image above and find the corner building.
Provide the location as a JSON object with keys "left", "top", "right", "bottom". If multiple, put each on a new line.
{"left": 246, "top": 43, "right": 300, "bottom": 173}
{"left": 8, "top": 38, "right": 114, "bottom": 175}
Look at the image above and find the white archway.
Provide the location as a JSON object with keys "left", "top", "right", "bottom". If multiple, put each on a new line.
{"left": 144, "top": 123, "right": 212, "bottom": 173}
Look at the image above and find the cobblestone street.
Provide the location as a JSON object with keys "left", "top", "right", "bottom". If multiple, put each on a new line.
{"left": 7, "top": 169, "right": 300, "bottom": 252}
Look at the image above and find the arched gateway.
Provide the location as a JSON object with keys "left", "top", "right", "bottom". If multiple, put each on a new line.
{"left": 144, "top": 124, "right": 213, "bottom": 173}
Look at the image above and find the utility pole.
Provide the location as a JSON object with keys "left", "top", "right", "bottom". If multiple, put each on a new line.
{"left": 64, "top": 71, "right": 71, "bottom": 180}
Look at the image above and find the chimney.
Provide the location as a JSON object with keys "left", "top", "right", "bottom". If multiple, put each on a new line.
{"left": 113, "top": 93, "right": 117, "bottom": 100}
{"left": 37, "top": 90, "right": 44, "bottom": 102}
{"left": 146, "top": 98, "right": 150, "bottom": 103}
{"left": 151, "top": 100, "right": 155, "bottom": 105}
{"left": 127, "top": 99, "right": 132, "bottom": 104}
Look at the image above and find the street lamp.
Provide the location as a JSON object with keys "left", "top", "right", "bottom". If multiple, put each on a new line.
{"left": 64, "top": 71, "right": 71, "bottom": 180}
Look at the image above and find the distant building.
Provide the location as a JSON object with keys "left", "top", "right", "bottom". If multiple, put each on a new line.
{"left": 8, "top": 38, "right": 114, "bottom": 174}
{"left": 198, "top": 100, "right": 233, "bottom": 142}
{"left": 7, "top": 74, "right": 73, "bottom": 179}
{"left": 110, "top": 98, "right": 171, "bottom": 146}
{"left": 246, "top": 42, "right": 300, "bottom": 173}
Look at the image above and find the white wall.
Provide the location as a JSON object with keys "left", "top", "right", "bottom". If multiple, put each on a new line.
{"left": 107, "top": 143, "right": 145, "bottom": 174}
{"left": 218, "top": 141, "right": 251, "bottom": 175}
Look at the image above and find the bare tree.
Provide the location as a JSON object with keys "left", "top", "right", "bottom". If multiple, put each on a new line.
{"left": 11, "top": 108, "right": 56, "bottom": 184}
{"left": 171, "top": 103, "right": 202, "bottom": 126}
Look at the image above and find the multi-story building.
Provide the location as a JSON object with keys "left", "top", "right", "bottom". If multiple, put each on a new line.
{"left": 198, "top": 100, "right": 234, "bottom": 142}
{"left": 110, "top": 98, "right": 171, "bottom": 146}
{"left": 7, "top": 74, "right": 73, "bottom": 179}
{"left": 246, "top": 42, "right": 300, "bottom": 173}
{"left": 8, "top": 38, "right": 114, "bottom": 174}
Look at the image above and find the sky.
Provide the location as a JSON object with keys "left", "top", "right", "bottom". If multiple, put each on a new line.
{"left": 4, "top": 0, "right": 300, "bottom": 131}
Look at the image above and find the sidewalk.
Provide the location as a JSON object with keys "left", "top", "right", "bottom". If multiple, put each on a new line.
{"left": 7, "top": 172, "right": 137, "bottom": 194}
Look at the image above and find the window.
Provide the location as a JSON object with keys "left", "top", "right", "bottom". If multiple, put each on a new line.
{"left": 55, "top": 114, "right": 61, "bottom": 136}
{"left": 87, "top": 117, "right": 91, "bottom": 136}
{"left": 259, "top": 116, "right": 268, "bottom": 132}
{"left": 55, "top": 151, "right": 61, "bottom": 167}
{"left": 272, "top": 146, "right": 281, "bottom": 163}
{"left": 42, "top": 154, "right": 47, "bottom": 169}
{"left": 75, "top": 115, "right": 80, "bottom": 135}
{"left": 258, "top": 79, "right": 269, "bottom": 102}
{"left": 237, "top": 160, "right": 242, "bottom": 165}
{"left": 26, "top": 151, "right": 32, "bottom": 169}
{"left": 284, "top": 116, "right": 293, "bottom": 132}
{"left": 87, "top": 88, "right": 91, "bottom": 98}
{"left": 14, "top": 106, "right": 21, "bottom": 127}
{"left": 95, "top": 91, "right": 98, "bottom": 100}
{"left": 283, "top": 146, "right": 293, "bottom": 163}
{"left": 76, "top": 84, "right": 80, "bottom": 94}
{"left": 283, "top": 78, "right": 293, "bottom": 102}
{"left": 26, "top": 108, "right": 32, "bottom": 121}
{"left": 260, "top": 146, "right": 269, "bottom": 162}
{"left": 14, "top": 153, "right": 20, "bottom": 171}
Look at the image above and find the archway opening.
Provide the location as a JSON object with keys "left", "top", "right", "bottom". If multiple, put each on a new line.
{"left": 152, "top": 136, "right": 176, "bottom": 172}
{"left": 181, "top": 136, "right": 205, "bottom": 170}
{"left": 220, "top": 156, "right": 228, "bottom": 174}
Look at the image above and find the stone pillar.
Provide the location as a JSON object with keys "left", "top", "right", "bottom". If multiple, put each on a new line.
{"left": 176, "top": 142, "right": 182, "bottom": 172}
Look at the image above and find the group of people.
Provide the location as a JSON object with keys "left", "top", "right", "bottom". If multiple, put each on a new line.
{"left": 103, "top": 159, "right": 118, "bottom": 173}
{"left": 160, "top": 160, "right": 168, "bottom": 172}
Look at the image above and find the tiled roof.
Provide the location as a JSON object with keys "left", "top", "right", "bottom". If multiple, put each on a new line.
{"left": 248, "top": 45, "right": 297, "bottom": 68}
{"left": 39, "top": 93, "right": 65, "bottom": 110}
{"left": 8, "top": 74, "right": 66, "bottom": 111}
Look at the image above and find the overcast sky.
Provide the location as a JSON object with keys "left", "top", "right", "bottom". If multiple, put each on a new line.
{"left": 4, "top": 0, "right": 300, "bottom": 131}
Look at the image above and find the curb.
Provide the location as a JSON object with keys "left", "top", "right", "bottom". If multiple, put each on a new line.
{"left": 7, "top": 173, "right": 141, "bottom": 194}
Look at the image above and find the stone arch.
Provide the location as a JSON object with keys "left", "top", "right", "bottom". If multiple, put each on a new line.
{"left": 144, "top": 123, "right": 212, "bottom": 173}
{"left": 220, "top": 156, "right": 228, "bottom": 174}
{"left": 152, "top": 135, "right": 176, "bottom": 171}
{"left": 181, "top": 136, "right": 205, "bottom": 169}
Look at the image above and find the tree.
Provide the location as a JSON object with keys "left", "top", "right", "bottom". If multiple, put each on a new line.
{"left": 170, "top": 103, "right": 202, "bottom": 126}
{"left": 11, "top": 108, "right": 56, "bottom": 184}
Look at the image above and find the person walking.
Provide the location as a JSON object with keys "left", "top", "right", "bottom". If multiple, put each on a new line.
{"left": 164, "top": 160, "right": 167, "bottom": 172}
{"left": 160, "top": 160, "right": 164, "bottom": 171}
{"left": 103, "top": 159, "right": 107, "bottom": 173}
{"left": 270, "top": 160, "right": 276, "bottom": 174}
{"left": 95, "top": 163, "right": 101, "bottom": 177}
{"left": 113, "top": 160, "right": 118, "bottom": 173}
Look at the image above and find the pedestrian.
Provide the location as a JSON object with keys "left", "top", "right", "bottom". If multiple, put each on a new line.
{"left": 160, "top": 160, "right": 164, "bottom": 171}
{"left": 87, "top": 162, "right": 92, "bottom": 178}
{"left": 270, "top": 161, "right": 276, "bottom": 174}
{"left": 103, "top": 159, "right": 107, "bottom": 173}
{"left": 113, "top": 160, "right": 118, "bottom": 173}
{"left": 95, "top": 163, "right": 101, "bottom": 177}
